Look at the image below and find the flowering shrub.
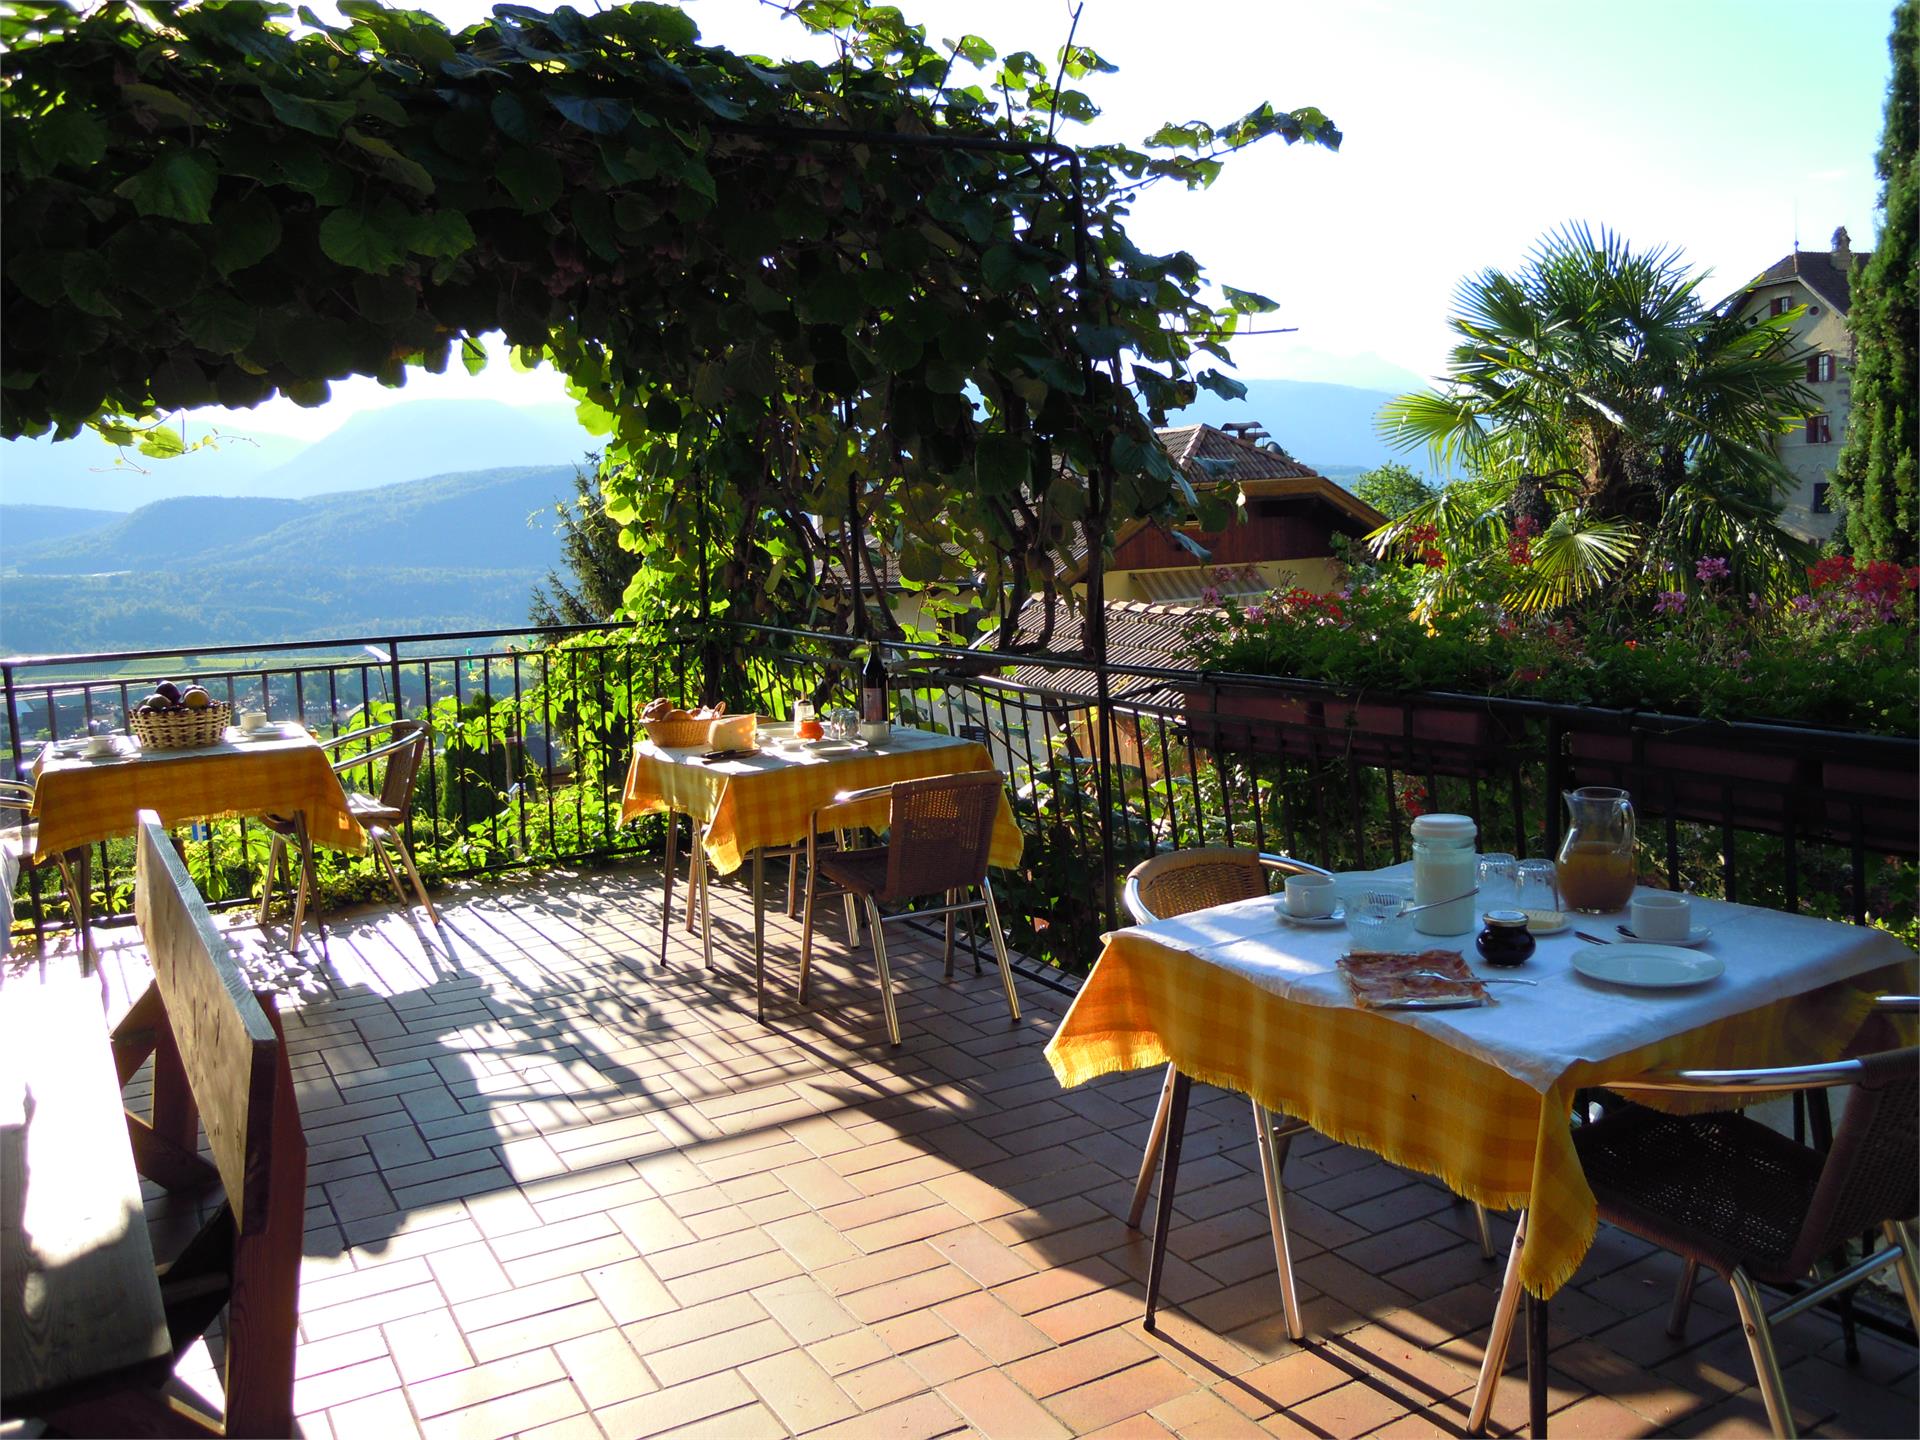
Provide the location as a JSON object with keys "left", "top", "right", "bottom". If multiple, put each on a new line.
{"left": 1191, "top": 554, "right": 1920, "bottom": 735}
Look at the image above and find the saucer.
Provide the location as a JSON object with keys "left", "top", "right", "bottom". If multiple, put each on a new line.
{"left": 1618, "top": 924, "right": 1713, "bottom": 947}
{"left": 1275, "top": 900, "right": 1345, "bottom": 927}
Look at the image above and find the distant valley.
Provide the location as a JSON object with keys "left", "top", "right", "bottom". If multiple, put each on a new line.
{"left": 1, "top": 466, "right": 576, "bottom": 656}
{"left": 0, "top": 382, "right": 1409, "bottom": 658}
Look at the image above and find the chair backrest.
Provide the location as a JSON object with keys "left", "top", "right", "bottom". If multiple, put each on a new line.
{"left": 881, "top": 770, "right": 1003, "bottom": 900}
{"left": 1788, "top": 1044, "right": 1919, "bottom": 1275}
{"left": 336, "top": 720, "right": 431, "bottom": 814}
{"left": 1124, "top": 847, "right": 1329, "bottom": 924}
{"left": 135, "top": 814, "right": 282, "bottom": 1232}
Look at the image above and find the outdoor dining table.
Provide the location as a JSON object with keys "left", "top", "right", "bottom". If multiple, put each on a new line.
{"left": 620, "top": 724, "right": 1022, "bottom": 1012}
{"left": 28, "top": 726, "right": 365, "bottom": 966}
{"left": 1044, "top": 864, "right": 1917, "bottom": 1436}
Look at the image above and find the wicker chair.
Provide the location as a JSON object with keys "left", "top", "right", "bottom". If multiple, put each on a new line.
{"left": 1, "top": 779, "right": 89, "bottom": 966}
{"left": 1122, "top": 848, "right": 1335, "bottom": 1341}
{"left": 794, "top": 770, "right": 1019, "bottom": 1047}
{"left": 259, "top": 720, "right": 438, "bottom": 948}
{"left": 1468, "top": 1006, "right": 1920, "bottom": 1439}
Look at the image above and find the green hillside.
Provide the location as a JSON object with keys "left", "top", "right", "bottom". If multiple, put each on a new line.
{"left": 2, "top": 465, "right": 576, "bottom": 656}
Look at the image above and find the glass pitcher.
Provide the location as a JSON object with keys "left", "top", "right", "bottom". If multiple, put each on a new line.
{"left": 1555, "top": 787, "right": 1637, "bottom": 913}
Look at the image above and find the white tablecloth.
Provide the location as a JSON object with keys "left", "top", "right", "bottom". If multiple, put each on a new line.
{"left": 1113, "top": 866, "right": 1915, "bottom": 1093}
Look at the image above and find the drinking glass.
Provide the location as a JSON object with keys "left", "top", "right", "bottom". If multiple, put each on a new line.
{"left": 1477, "top": 852, "right": 1518, "bottom": 911}
{"left": 1516, "top": 860, "right": 1562, "bottom": 924}
{"left": 1345, "top": 891, "right": 1414, "bottom": 951}
{"left": 825, "top": 707, "right": 858, "bottom": 740}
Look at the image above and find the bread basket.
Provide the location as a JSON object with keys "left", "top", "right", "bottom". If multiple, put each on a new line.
{"left": 131, "top": 701, "right": 232, "bottom": 750}
{"left": 644, "top": 715, "right": 715, "bottom": 748}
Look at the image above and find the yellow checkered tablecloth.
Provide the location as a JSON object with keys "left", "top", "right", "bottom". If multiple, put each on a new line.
{"left": 1046, "top": 930, "right": 1913, "bottom": 1298}
{"left": 621, "top": 728, "right": 1022, "bottom": 876}
{"left": 31, "top": 732, "right": 364, "bottom": 859}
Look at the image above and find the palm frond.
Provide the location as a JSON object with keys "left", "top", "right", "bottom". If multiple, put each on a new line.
{"left": 1506, "top": 512, "right": 1639, "bottom": 612}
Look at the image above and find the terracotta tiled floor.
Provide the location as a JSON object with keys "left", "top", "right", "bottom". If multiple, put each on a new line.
{"left": 69, "top": 864, "right": 1920, "bottom": 1438}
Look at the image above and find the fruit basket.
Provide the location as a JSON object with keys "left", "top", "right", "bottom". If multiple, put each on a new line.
{"left": 132, "top": 700, "right": 232, "bottom": 750}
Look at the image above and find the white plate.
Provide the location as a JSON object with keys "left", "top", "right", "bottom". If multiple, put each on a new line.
{"left": 1275, "top": 900, "right": 1345, "bottom": 927}
{"left": 1618, "top": 925, "right": 1713, "bottom": 947}
{"left": 1571, "top": 944, "right": 1725, "bottom": 989}
{"left": 803, "top": 738, "right": 862, "bottom": 754}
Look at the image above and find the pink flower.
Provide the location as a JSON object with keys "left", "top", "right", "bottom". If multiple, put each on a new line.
{"left": 1695, "top": 556, "right": 1731, "bottom": 583}
{"left": 1653, "top": 591, "right": 1687, "bottom": 617}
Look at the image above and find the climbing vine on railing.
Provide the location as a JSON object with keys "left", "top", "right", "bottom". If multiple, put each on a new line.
{"left": 1, "top": 0, "right": 1338, "bottom": 643}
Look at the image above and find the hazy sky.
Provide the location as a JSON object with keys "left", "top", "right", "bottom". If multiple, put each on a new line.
{"left": 216, "top": 0, "right": 1896, "bottom": 438}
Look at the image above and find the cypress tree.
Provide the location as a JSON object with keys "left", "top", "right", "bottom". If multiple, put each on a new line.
{"left": 1833, "top": 0, "right": 1917, "bottom": 563}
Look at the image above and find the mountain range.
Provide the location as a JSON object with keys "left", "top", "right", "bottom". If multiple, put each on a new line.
{"left": 0, "top": 399, "right": 601, "bottom": 513}
{"left": 1, "top": 466, "right": 575, "bottom": 656}
{"left": 0, "top": 380, "right": 1413, "bottom": 656}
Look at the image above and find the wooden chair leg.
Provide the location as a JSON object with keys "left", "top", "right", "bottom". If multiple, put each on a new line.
{"left": 1128, "top": 1065, "right": 1177, "bottom": 1230}
{"left": 787, "top": 849, "right": 802, "bottom": 919}
{"left": 865, "top": 897, "right": 902, "bottom": 1047}
{"left": 258, "top": 834, "right": 286, "bottom": 924}
{"left": 371, "top": 833, "right": 408, "bottom": 904}
{"left": 978, "top": 875, "right": 1020, "bottom": 1024}
{"left": 391, "top": 832, "right": 440, "bottom": 925}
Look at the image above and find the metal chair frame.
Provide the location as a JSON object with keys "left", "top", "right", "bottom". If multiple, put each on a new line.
{"left": 1468, "top": 997, "right": 1920, "bottom": 1439}
{"left": 258, "top": 721, "right": 438, "bottom": 947}
{"left": 793, "top": 772, "right": 1019, "bottom": 1047}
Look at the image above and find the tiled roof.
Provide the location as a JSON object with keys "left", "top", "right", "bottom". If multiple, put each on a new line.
{"left": 1745, "top": 248, "right": 1872, "bottom": 316}
{"left": 1158, "top": 424, "right": 1323, "bottom": 485}
{"left": 995, "top": 596, "right": 1204, "bottom": 709}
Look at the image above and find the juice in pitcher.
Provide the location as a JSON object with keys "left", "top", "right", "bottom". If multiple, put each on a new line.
{"left": 1555, "top": 787, "right": 1637, "bottom": 913}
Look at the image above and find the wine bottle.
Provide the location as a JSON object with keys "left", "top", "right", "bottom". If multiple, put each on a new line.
{"left": 860, "top": 646, "right": 887, "bottom": 725}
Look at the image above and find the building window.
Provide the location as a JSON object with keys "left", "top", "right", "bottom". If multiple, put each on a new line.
{"left": 1812, "top": 483, "right": 1832, "bottom": 514}
{"left": 1806, "top": 414, "right": 1832, "bottom": 444}
{"left": 1807, "top": 352, "right": 1835, "bottom": 383}
{"left": 1770, "top": 296, "right": 1793, "bottom": 317}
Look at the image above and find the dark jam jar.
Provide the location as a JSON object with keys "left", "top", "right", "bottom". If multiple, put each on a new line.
{"left": 1476, "top": 909, "right": 1537, "bottom": 968}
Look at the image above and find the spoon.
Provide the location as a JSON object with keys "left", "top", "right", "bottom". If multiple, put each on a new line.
{"left": 1364, "top": 888, "right": 1480, "bottom": 917}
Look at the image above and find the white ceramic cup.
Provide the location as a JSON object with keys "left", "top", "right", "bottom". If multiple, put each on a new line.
{"left": 1630, "top": 892, "right": 1692, "bottom": 942}
{"left": 1283, "top": 872, "right": 1337, "bottom": 918}
{"left": 241, "top": 710, "right": 269, "bottom": 732}
{"left": 84, "top": 733, "right": 116, "bottom": 757}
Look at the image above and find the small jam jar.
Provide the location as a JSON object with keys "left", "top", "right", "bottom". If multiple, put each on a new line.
{"left": 1475, "top": 908, "right": 1536, "bottom": 968}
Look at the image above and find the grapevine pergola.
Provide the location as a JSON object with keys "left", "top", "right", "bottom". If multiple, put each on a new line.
{"left": 1, "top": 0, "right": 1339, "bottom": 645}
{"left": 3, "top": 0, "right": 1339, "bottom": 908}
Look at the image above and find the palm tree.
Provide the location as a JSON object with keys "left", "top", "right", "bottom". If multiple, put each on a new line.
{"left": 1374, "top": 224, "right": 1818, "bottom": 610}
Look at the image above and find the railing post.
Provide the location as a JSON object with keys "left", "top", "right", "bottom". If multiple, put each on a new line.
{"left": 386, "top": 640, "right": 403, "bottom": 719}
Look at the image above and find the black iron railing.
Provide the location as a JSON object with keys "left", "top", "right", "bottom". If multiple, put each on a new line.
{"left": 7, "top": 620, "right": 1916, "bottom": 971}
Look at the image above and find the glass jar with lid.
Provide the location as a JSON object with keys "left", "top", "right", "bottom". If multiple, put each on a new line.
{"left": 1410, "top": 813, "right": 1478, "bottom": 936}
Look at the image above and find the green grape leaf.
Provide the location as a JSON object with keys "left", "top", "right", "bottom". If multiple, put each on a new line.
{"left": 113, "top": 151, "right": 218, "bottom": 224}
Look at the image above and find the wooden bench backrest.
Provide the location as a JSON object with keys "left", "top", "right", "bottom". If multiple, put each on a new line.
{"left": 133, "top": 813, "right": 279, "bottom": 1234}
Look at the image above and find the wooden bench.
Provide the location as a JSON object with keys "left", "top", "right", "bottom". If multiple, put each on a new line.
{"left": 4, "top": 812, "right": 308, "bottom": 1437}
